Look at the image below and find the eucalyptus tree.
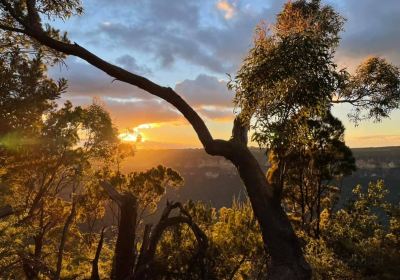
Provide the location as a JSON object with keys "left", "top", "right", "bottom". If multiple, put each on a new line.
{"left": 1, "top": 1, "right": 398, "bottom": 279}
{"left": 278, "top": 112, "right": 356, "bottom": 237}
{"left": 0, "top": 98, "right": 119, "bottom": 279}
{"left": 230, "top": 0, "right": 398, "bottom": 242}
{"left": 0, "top": 49, "right": 121, "bottom": 278}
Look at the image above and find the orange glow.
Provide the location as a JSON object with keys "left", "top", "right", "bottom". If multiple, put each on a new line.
{"left": 119, "top": 123, "right": 161, "bottom": 143}
{"left": 119, "top": 132, "right": 139, "bottom": 142}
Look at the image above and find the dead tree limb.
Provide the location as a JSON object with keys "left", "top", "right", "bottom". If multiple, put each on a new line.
{"left": 99, "top": 181, "right": 137, "bottom": 280}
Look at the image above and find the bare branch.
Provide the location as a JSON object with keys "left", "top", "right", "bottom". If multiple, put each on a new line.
{"left": 90, "top": 227, "right": 106, "bottom": 280}
{"left": 100, "top": 181, "right": 124, "bottom": 206}
{"left": 231, "top": 115, "right": 249, "bottom": 146}
{"left": 135, "top": 201, "right": 209, "bottom": 279}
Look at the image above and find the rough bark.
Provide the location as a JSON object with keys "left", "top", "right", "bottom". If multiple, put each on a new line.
{"left": 0, "top": 4, "right": 312, "bottom": 278}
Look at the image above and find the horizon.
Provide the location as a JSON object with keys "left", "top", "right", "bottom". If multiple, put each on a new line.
{"left": 129, "top": 145, "right": 400, "bottom": 151}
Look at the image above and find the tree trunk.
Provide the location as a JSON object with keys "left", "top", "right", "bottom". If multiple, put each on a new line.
{"left": 91, "top": 227, "right": 106, "bottom": 280}
{"left": 55, "top": 202, "right": 76, "bottom": 280}
{"left": 112, "top": 194, "right": 137, "bottom": 280}
{"left": 315, "top": 179, "right": 322, "bottom": 239}
{"left": 230, "top": 145, "right": 311, "bottom": 280}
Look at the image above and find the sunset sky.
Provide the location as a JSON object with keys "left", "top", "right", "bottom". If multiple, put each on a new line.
{"left": 49, "top": 0, "right": 400, "bottom": 149}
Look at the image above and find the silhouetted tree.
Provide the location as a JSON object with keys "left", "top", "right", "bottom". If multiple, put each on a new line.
{"left": 98, "top": 165, "right": 184, "bottom": 279}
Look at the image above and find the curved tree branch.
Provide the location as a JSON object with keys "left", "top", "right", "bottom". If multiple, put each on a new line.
{"left": 135, "top": 201, "right": 209, "bottom": 279}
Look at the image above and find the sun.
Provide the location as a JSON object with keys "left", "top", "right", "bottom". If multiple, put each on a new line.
{"left": 118, "top": 123, "right": 160, "bottom": 143}
{"left": 119, "top": 132, "right": 139, "bottom": 142}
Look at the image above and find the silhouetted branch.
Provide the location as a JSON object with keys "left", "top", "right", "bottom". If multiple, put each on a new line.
{"left": 100, "top": 181, "right": 124, "bottom": 206}
{"left": 135, "top": 201, "right": 209, "bottom": 279}
{"left": 231, "top": 115, "right": 249, "bottom": 146}
{"left": 0, "top": 0, "right": 242, "bottom": 160}
{"left": 90, "top": 227, "right": 107, "bottom": 280}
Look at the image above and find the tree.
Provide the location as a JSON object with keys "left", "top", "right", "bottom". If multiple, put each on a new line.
{"left": 303, "top": 180, "right": 400, "bottom": 279}
{"left": 0, "top": 48, "right": 65, "bottom": 166}
{"left": 0, "top": 50, "right": 121, "bottom": 278}
{"left": 1, "top": 1, "right": 398, "bottom": 279}
{"left": 278, "top": 112, "right": 356, "bottom": 237}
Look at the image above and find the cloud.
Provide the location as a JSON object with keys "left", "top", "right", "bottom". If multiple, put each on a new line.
{"left": 62, "top": 95, "right": 182, "bottom": 128}
{"left": 56, "top": 69, "right": 236, "bottom": 128}
{"left": 197, "top": 106, "right": 234, "bottom": 122}
{"left": 175, "top": 74, "right": 235, "bottom": 121}
{"left": 49, "top": 58, "right": 153, "bottom": 98}
{"left": 216, "top": 0, "right": 236, "bottom": 20}
{"left": 329, "top": 0, "right": 400, "bottom": 69}
{"left": 175, "top": 74, "right": 233, "bottom": 107}
{"left": 80, "top": 0, "right": 280, "bottom": 74}
{"left": 115, "top": 55, "right": 152, "bottom": 75}
{"left": 97, "top": 22, "right": 232, "bottom": 72}
{"left": 53, "top": 57, "right": 233, "bottom": 105}
{"left": 102, "top": 98, "right": 182, "bottom": 128}
{"left": 56, "top": 0, "right": 400, "bottom": 76}
{"left": 101, "top": 73, "right": 237, "bottom": 126}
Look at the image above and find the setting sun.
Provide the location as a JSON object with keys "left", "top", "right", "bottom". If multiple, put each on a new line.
{"left": 118, "top": 123, "right": 161, "bottom": 143}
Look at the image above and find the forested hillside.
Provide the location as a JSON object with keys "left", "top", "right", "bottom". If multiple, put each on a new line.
{"left": 123, "top": 147, "right": 400, "bottom": 208}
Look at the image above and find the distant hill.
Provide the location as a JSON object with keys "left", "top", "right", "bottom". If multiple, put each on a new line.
{"left": 121, "top": 147, "right": 400, "bottom": 208}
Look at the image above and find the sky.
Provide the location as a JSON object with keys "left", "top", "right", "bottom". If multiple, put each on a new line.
{"left": 49, "top": 0, "right": 400, "bottom": 149}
